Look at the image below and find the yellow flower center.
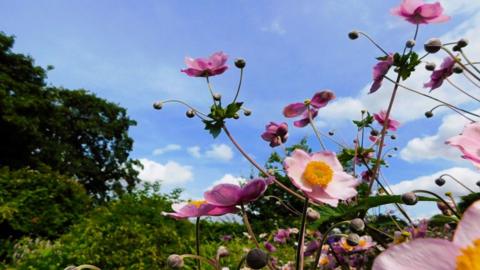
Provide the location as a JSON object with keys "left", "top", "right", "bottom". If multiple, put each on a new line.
{"left": 319, "top": 254, "right": 329, "bottom": 266}
{"left": 189, "top": 200, "right": 206, "bottom": 208}
{"left": 456, "top": 239, "right": 480, "bottom": 270}
{"left": 302, "top": 161, "right": 333, "bottom": 187}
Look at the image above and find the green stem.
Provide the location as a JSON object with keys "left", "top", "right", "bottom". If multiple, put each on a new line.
{"left": 312, "top": 221, "right": 350, "bottom": 269}
{"left": 460, "top": 49, "right": 480, "bottom": 75}
{"left": 196, "top": 217, "right": 201, "bottom": 270}
{"left": 240, "top": 204, "right": 260, "bottom": 248}
{"left": 295, "top": 197, "right": 309, "bottom": 270}
{"left": 232, "top": 68, "right": 244, "bottom": 103}
{"left": 235, "top": 256, "right": 246, "bottom": 270}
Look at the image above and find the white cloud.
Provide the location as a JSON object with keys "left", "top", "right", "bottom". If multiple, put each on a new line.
{"left": 390, "top": 167, "right": 479, "bottom": 198}
{"left": 138, "top": 158, "right": 193, "bottom": 185}
{"left": 207, "top": 174, "right": 246, "bottom": 190}
{"left": 261, "top": 20, "right": 286, "bottom": 35}
{"left": 400, "top": 110, "right": 479, "bottom": 163}
{"left": 152, "top": 144, "right": 181, "bottom": 155}
{"left": 188, "top": 144, "right": 234, "bottom": 162}
{"left": 187, "top": 146, "right": 202, "bottom": 158}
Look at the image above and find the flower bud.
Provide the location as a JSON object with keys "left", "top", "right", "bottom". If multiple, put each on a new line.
{"left": 244, "top": 109, "right": 252, "bottom": 116}
{"left": 393, "top": 147, "right": 398, "bottom": 151}
{"left": 477, "top": 180, "right": 480, "bottom": 187}
{"left": 350, "top": 218, "right": 365, "bottom": 233}
{"left": 424, "top": 38, "right": 442, "bottom": 53}
{"left": 213, "top": 93, "right": 222, "bottom": 101}
{"left": 435, "top": 177, "right": 445, "bottom": 186}
{"left": 401, "top": 192, "right": 418, "bottom": 205}
{"left": 348, "top": 31, "right": 359, "bottom": 40}
{"left": 425, "top": 111, "right": 434, "bottom": 118}
{"left": 167, "top": 254, "right": 184, "bottom": 268}
{"left": 453, "top": 64, "right": 463, "bottom": 74}
{"left": 306, "top": 208, "right": 320, "bottom": 221}
{"left": 233, "top": 113, "right": 240, "bottom": 119}
{"left": 346, "top": 233, "right": 360, "bottom": 246}
{"left": 328, "top": 131, "right": 334, "bottom": 136}
{"left": 437, "top": 201, "right": 453, "bottom": 216}
{"left": 425, "top": 62, "right": 436, "bottom": 71}
{"left": 246, "top": 248, "right": 268, "bottom": 269}
{"left": 390, "top": 135, "right": 396, "bottom": 140}
{"left": 217, "top": 246, "right": 229, "bottom": 258}
{"left": 445, "top": 191, "right": 452, "bottom": 197}
{"left": 153, "top": 101, "right": 163, "bottom": 110}
{"left": 235, "top": 58, "right": 246, "bottom": 69}
{"left": 457, "top": 38, "right": 469, "bottom": 48}
{"left": 186, "top": 110, "right": 195, "bottom": 118}
{"left": 406, "top": 39, "right": 416, "bottom": 48}
{"left": 452, "top": 45, "right": 461, "bottom": 52}
{"left": 370, "top": 130, "right": 379, "bottom": 136}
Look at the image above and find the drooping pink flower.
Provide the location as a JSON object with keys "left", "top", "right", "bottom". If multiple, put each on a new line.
{"left": 446, "top": 122, "right": 480, "bottom": 168}
{"left": 204, "top": 178, "right": 268, "bottom": 207}
{"left": 373, "top": 200, "right": 480, "bottom": 270}
{"left": 181, "top": 51, "right": 228, "bottom": 77}
{"left": 370, "top": 54, "right": 394, "bottom": 94}
{"left": 163, "top": 200, "right": 236, "bottom": 220}
{"left": 274, "top": 229, "right": 291, "bottom": 244}
{"left": 391, "top": 0, "right": 450, "bottom": 24}
{"left": 374, "top": 110, "right": 400, "bottom": 131}
{"left": 424, "top": 56, "right": 456, "bottom": 91}
{"left": 264, "top": 241, "right": 277, "bottom": 253}
{"left": 261, "top": 122, "right": 289, "bottom": 147}
{"left": 283, "top": 90, "right": 335, "bottom": 128}
{"left": 284, "top": 149, "right": 358, "bottom": 207}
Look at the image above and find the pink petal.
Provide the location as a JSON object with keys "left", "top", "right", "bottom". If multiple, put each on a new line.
{"left": 204, "top": 184, "right": 242, "bottom": 207}
{"left": 446, "top": 122, "right": 480, "bottom": 167}
{"left": 293, "top": 110, "right": 318, "bottom": 128}
{"left": 453, "top": 200, "right": 480, "bottom": 249}
{"left": 372, "top": 238, "right": 458, "bottom": 270}
{"left": 283, "top": 103, "right": 307, "bottom": 118}
{"left": 324, "top": 172, "right": 358, "bottom": 200}
{"left": 401, "top": 0, "right": 424, "bottom": 14}
{"left": 207, "top": 205, "right": 237, "bottom": 216}
{"left": 209, "top": 51, "right": 228, "bottom": 67}
{"left": 239, "top": 179, "right": 267, "bottom": 204}
{"left": 310, "top": 151, "right": 344, "bottom": 171}
{"left": 310, "top": 90, "right": 335, "bottom": 109}
{"left": 418, "top": 3, "right": 443, "bottom": 19}
{"left": 284, "top": 149, "right": 313, "bottom": 192}
{"left": 210, "top": 65, "right": 228, "bottom": 76}
{"left": 305, "top": 187, "right": 340, "bottom": 207}
{"left": 426, "top": 14, "right": 450, "bottom": 23}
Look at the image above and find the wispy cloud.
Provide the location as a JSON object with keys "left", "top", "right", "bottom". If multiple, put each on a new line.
{"left": 152, "top": 144, "right": 182, "bottom": 155}
{"left": 137, "top": 158, "right": 193, "bottom": 185}
{"left": 187, "top": 144, "right": 234, "bottom": 162}
{"left": 260, "top": 20, "right": 286, "bottom": 35}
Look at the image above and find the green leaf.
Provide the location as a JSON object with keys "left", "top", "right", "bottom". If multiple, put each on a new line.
{"left": 225, "top": 102, "right": 243, "bottom": 118}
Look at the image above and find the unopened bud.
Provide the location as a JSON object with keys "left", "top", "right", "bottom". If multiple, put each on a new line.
{"left": 370, "top": 130, "right": 379, "bottom": 136}
{"left": 435, "top": 177, "right": 446, "bottom": 187}
{"left": 425, "top": 62, "right": 436, "bottom": 71}
{"left": 425, "top": 111, "right": 434, "bottom": 118}
{"left": 424, "top": 38, "right": 442, "bottom": 53}
{"left": 235, "top": 58, "right": 246, "bottom": 69}
{"left": 246, "top": 248, "right": 268, "bottom": 269}
{"left": 477, "top": 180, "right": 480, "bottom": 187}
{"left": 346, "top": 233, "right": 360, "bottom": 246}
{"left": 167, "top": 254, "right": 184, "bottom": 268}
{"left": 390, "top": 135, "right": 396, "bottom": 140}
{"left": 153, "top": 101, "right": 163, "bottom": 110}
{"left": 453, "top": 64, "right": 463, "bottom": 74}
{"left": 186, "top": 110, "right": 195, "bottom": 118}
{"left": 393, "top": 147, "right": 398, "bottom": 151}
{"left": 244, "top": 109, "right": 252, "bottom": 116}
{"left": 406, "top": 39, "right": 416, "bottom": 48}
{"left": 350, "top": 218, "right": 365, "bottom": 233}
{"left": 457, "top": 38, "right": 469, "bottom": 48}
{"left": 402, "top": 192, "right": 418, "bottom": 205}
{"left": 233, "top": 113, "right": 240, "bottom": 119}
{"left": 217, "top": 246, "right": 229, "bottom": 258}
{"left": 213, "top": 93, "right": 222, "bottom": 101}
{"left": 328, "top": 131, "right": 334, "bottom": 136}
{"left": 445, "top": 192, "right": 452, "bottom": 197}
{"left": 452, "top": 45, "right": 461, "bottom": 52}
{"left": 306, "top": 208, "right": 320, "bottom": 221}
{"left": 348, "top": 31, "right": 359, "bottom": 40}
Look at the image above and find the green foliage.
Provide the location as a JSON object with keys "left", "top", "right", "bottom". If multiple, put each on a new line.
{"left": 203, "top": 102, "right": 243, "bottom": 138}
{"left": 457, "top": 192, "right": 480, "bottom": 213}
{"left": 0, "top": 32, "right": 140, "bottom": 200}
{"left": 0, "top": 167, "right": 91, "bottom": 263}
{"left": 12, "top": 186, "right": 194, "bottom": 269}
{"left": 392, "top": 52, "right": 421, "bottom": 80}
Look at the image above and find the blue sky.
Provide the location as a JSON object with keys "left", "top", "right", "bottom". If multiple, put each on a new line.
{"left": 2, "top": 0, "right": 480, "bottom": 217}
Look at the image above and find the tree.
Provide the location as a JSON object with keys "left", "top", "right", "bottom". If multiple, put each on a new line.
{"left": 0, "top": 32, "right": 140, "bottom": 200}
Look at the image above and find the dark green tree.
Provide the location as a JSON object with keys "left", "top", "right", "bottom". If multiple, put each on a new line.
{"left": 0, "top": 32, "right": 140, "bottom": 200}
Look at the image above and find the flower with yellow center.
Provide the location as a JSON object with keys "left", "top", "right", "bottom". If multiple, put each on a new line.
{"left": 284, "top": 149, "right": 358, "bottom": 207}
{"left": 373, "top": 200, "right": 480, "bottom": 270}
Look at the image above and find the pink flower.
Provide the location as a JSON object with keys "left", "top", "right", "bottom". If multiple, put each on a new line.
{"left": 204, "top": 178, "right": 268, "bottom": 207}
{"left": 304, "top": 240, "right": 320, "bottom": 257}
{"left": 339, "top": 235, "right": 376, "bottom": 252}
{"left": 391, "top": 0, "right": 450, "bottom": 24}
{"left": 274, "top": 229, "right": 291, "bottom": 244}
{"left": 283, "top": 90, "right": 335, "bottom": 128}
{"left": 284, "top": 149, "right": 358, "bottom": 207}
{"left": 264, "top": 241, "right": 277, "bottom": 253}
{"left": 373, "top": 200, "right": 480, "bottom": 269}
{"left": 370, "top": 54, "right": 394, "bottom": 94}
{"left": 261, "top": 122, "right": 289, "bottom": 147}
{"left": 424, "top": 57, "right": 456, "bottom": 91}
{"left": 163, "top": 200, "right": 236, "bottom": 220}
{"left": 374, "top": 110, "right": 400, "bottom": 131}
{"left": 446, "top": 122, "right": 480, "bottom": 168}
{"left": 181, "top": 51, "right": 228, "bottom": 77}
